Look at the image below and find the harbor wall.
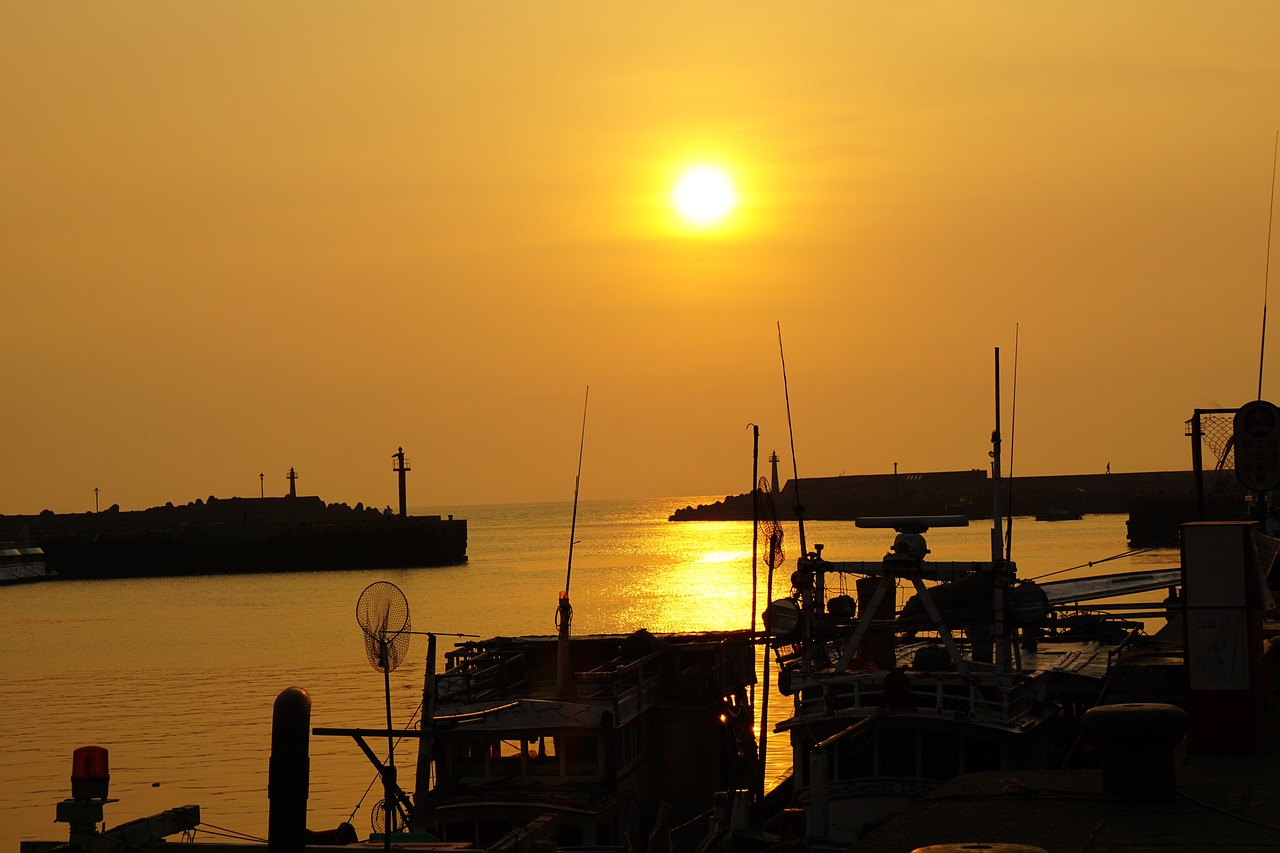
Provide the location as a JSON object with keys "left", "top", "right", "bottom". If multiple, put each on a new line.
{"left": 670, "top": 470, "right": 1250, "bottom": 546}
{"left": 0, "top": 495, "right": 468, "bottom": 578}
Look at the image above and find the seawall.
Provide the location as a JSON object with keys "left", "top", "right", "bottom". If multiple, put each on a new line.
{"left": 670, "top": 469, "right": 1249, "bottom": 547}
{"left": 0, "top": 494, "right": 468, "bottom": 578}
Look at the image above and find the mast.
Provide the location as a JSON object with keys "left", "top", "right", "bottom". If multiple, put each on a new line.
{"left": 1004, "top": 324, "right": 1019, "bottom": 562}
{"left": 750, "top": 424, "right": 760, "bottom": 642}
{"left": 556, "top": 386, "right": 589, "bottom": 697}
{"left": 777, "top": 323, "right": 809, "bottom": 558}
{"left": 1259, "top": 131, "right": 1278, "bottom": 400}
{"left": 991, "top": 348, "right": 1009, "bottom": 674}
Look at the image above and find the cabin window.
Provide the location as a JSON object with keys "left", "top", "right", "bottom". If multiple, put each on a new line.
{"left": 451, "top": 739, "right": 488, "bottom": 779}
{"left": 617, "top": 720, "right": 644, "bottom": 769}
{"left": 563, "top": 735, "right": 599, "bottom": 776}
{"left": 488, "top": 739, "right": 524, "bottom": 777}
{"left": 528, "top": 736, "right": 559, "bottom": 777}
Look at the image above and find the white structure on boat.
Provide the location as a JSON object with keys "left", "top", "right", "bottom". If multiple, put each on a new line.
{"left": 1, "top": 543, "right": 55, "bottom": 584}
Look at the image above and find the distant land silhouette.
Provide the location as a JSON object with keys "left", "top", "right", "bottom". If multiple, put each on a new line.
{"left": 669, "top": 469, "right": 1249, "bottom": 548}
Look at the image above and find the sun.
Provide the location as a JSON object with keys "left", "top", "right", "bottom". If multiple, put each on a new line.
{"left": 671, "top": 164, "right": 738, "bottom": 227}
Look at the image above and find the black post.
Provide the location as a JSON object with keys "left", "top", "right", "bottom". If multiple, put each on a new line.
{"left": 268, "top": 687, "right": 312, "bottom": 853}
{"left": 393, "top": 448, "right": 411, "bottom": 518}
{"left": 1190, "top": 410, "right": 1205, "bottom": 520}
{"left": 412, "top": 633, "right": 437, "bottom": 830}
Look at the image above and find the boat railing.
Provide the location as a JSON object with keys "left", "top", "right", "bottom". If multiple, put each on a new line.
{"left": 572, "top": 647, "right": 667, "bottom": 707}
{"left": 437, "top": 649, "right": 530, "bottom": 701}
{"left": 789, "top": 669, "right": 1041, "bottom": 727}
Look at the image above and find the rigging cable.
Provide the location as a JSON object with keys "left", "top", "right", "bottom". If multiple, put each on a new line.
{"left": 1027, "top": 540, "right": 1178, "bottom": 581}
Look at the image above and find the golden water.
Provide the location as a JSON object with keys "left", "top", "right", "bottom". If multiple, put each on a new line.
{"left": 0, "top": 500, "right": 1173, "bottom": 846}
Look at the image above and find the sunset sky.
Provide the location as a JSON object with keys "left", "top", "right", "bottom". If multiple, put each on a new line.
{"left": 4, "top": 2, "right": 1280, "bottom": 515}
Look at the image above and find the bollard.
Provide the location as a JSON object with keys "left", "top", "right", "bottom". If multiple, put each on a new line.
{"left": 1082, "top": 702, "right": 1188, "bottom": 798}
{"left": 269, "top": 687, "right": 312, "bottom": 853}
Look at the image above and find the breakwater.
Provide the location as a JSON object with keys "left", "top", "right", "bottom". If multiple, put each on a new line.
{"left": 0, "top": 494, "right": 467, "bottom": 578}
{"left": 670, "top": 469, "right": 1250, "bottom": 547}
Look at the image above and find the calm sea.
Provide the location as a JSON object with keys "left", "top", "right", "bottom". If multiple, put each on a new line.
{"left": 1, "top": 498, "right": 1175, "bottom": 847}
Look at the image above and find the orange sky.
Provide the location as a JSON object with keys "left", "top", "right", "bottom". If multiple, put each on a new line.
{"left": 4, "top": 2, "right": 1280, "bottom": 514}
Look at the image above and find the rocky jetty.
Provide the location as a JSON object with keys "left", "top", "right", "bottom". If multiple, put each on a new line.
{"left": 0, "top": 494, "right": 467, "bottom": 578}
{"left": 670, "top": 469, "right": 1250, "bottom": 547}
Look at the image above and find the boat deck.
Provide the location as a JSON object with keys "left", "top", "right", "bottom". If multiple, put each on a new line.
{"left": 851, "top": 708, "right": 1280, "bottom": 852}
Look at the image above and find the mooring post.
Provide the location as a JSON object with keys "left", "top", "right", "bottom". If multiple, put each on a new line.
{"left": 269, "top": 687, "right": 312, "bottom": 853}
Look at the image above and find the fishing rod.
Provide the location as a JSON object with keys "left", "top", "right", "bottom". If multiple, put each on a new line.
{"left": 777, "top": 322, "right": 808, "bottom": 557}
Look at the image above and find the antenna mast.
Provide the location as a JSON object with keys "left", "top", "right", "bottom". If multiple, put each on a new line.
{"left": 564, "top": 386, "right": 589, "bottom": 597}
{"left": 1004, "top": 325, "right": 1019, "bottom": 562}
{"left": 557, "top": 386, "right": 589, "bottom": 697}
{"left": 1260, "top": 132, "right": 1279, "bottom": 400}
{"left": 777, "top": 322, "right": 807, "bottom": 556}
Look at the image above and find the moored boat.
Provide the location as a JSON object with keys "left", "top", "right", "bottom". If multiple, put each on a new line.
{"left": 759, "top": 349, "right": 1162, "bottom": 845}
{"left": 416, "top": 629, "right": 760, "bottom": 850}
{"left": 763, "top": 515, "right": 1114, "bottom": 844}
{"left": 1, "top": 543, "right": 56, "bottom": 584}
{"left": 1036, "top": 507, "right": 1083, "bottom": 521}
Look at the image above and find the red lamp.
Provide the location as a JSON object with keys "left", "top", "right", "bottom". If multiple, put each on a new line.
{"left": 71, "top": 746, "right": 110, "bottom": 800}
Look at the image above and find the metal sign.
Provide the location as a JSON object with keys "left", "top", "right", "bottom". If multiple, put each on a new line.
{"left": 1233, "top": 399, "right": 1280, "bottom": 491}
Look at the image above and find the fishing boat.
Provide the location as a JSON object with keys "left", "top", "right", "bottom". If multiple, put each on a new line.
{"left": 1035, "top": 507, "right": 1083, "bottom": 522}
{"left": 760, "top": 349, "right": 1165, "bottom": 845}
{"left": 418, "top": 629, "right": 759, "bottom": 850}
{"left": 316, "top": 392, "right": 764, "bottom": 852}
{"left": 1, "top": 543, "right": 56, "bottom": 584}
{"left": 30, "top": 625, "right": 762, "bottom": 853}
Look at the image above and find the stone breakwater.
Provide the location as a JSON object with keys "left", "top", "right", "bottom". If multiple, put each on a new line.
{"left": 670, "top": 469, "right": 1248, "bottom": 547}
{"left": 0, "top": 494, "right": 467, "bottom": 578}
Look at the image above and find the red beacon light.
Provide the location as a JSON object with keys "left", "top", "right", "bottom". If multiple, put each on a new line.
{"left": 71, "top": 746, "right": 110, "bottom": 800}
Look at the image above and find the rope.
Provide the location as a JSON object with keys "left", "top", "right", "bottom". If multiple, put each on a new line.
{"left": 1029, "top": 540, "right": 1178, "bottom": 581}
{"left": 346, "top": 698, "right": 425, "bottom": 824}
{"left": 194, "top": 823, "right": 266, "bottom": 843}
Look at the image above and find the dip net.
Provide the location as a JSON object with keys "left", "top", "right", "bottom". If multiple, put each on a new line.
{"left": 1187, "top": 408, "right": 1243, "bottom": 497}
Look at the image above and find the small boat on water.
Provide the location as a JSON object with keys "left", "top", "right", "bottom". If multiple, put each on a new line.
{"left": 1, "top": 543, "right": 56, "bottom": 584}
{"left": 1035, "top": 508, "right": 1083, "bottom": 522}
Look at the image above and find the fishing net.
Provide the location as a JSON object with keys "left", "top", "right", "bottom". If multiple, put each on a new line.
{"left": 755, "top": 477, "right": 784, "bottom": 572}
{"left": 1190, "top": 411, "right": 1235, "bottom": 471}
{"left": 1186, "top": 409, "right": 1245, "bottom": 495}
